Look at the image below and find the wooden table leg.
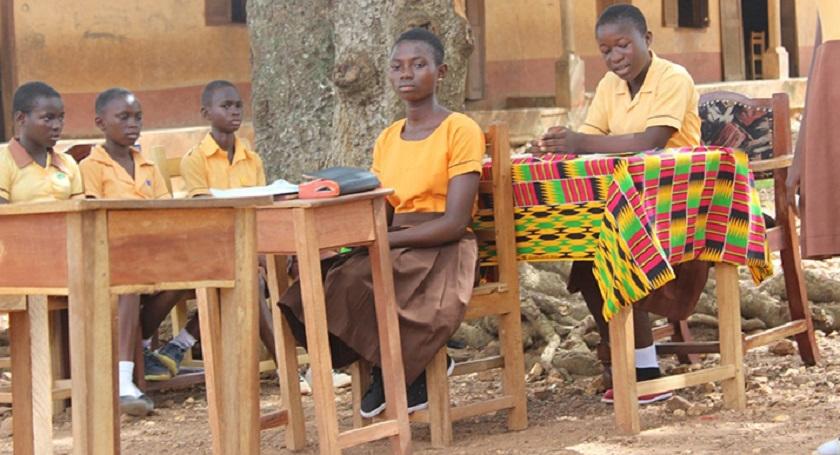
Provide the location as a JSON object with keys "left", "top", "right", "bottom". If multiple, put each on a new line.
{"left": 267, "top": 255, "right": 306, "bottom": 450}
{"left": 67, "top": 210, "right": 119, "bottom": 455}
{"left": 292, "top": 208, "right": 341, "bottom": 455}
{"left": 9, "top": 295, "right": 53, "bottom": 454}
{"left": 207, "top": 208, "right": 261, "bottom": 454}
{"left": 367, "top": 198, "right": 411, "bottom": 455}
{"left": 716, "top": 263, "right": 746, "bottom": 410}
{"left": 609, "top": 303, "right": 640, "bottom": 435}
{"left": 196, "top": 288, "right": 224, "bottom": 455}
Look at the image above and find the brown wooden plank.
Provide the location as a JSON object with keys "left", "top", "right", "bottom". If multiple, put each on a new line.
{"left": 108, "top": 209, "right": 236, "bottom": 286}
{"left": 0, "top": 213, "right": 68, "bottom": 288}
{"left": 716, "top": 264, "right": 746, "bottom": 410}
{"left": 9, "top": 307, "right": 34, "bottom": 455}
{"left": 293, "top": 207, "right": 342, "bottom": 455}
{"left": 609, "top": 305, "right": 640, "bottom": 434}
{"left": 636, "top": 365, "right": 736, "bottom": 396}
{"left": 269, "top": 188, "right": 393, "bottom": 209}
{"left": 267, "top": 254, "right": 306, "bottom": 450}
{"left": 451, "top": 355, "right": 504, "bottom": 376}
{"left": 27, "top": 296, "right": 53, "bottom": 454}
{"left": 367, "top": 197, "right": 412, "bottom": 454}
{"left": 196, "top": 289, "right": 223, "bottom": 455}
{"left": 426, "top": 348, "right": 453, "bottom": 447}
{"left": 337, "top": 421, "right": 401, "bottom": 450}
{"left": 257, "top": 199, "right": 376, "bottom": 254}
{"left": 67, "top": 210, "right": 119, "bottom": 455}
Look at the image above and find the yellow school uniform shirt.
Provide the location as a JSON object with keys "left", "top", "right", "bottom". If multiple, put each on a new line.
{"left": 579, "top": 52, "right": 701, "bottom": 148}
{"left": 180, "top": 133, "right": 267, "bottom": 197}
{"left": 79, "top": 144, "right": 170, "bottom": 200}
{"left": 818, "top": 0, "right": 840, "bottom": 41}
{"left": 371, "top": 112, "right": 485, "bottom": 213}
{"left": 0, "top": 139, "right": 84, "bottom": 203}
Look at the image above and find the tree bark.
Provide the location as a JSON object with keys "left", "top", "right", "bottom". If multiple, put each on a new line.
{"left": 248, "top": 0, "right": 472, "bottom": 180}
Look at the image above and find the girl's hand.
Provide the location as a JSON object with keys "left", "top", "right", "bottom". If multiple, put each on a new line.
{"left": 536, "top": 126, "right": 579, "bottom": 154}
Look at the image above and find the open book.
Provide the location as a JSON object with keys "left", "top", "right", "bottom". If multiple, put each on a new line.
{"left": 209, "top": 179, "right": 299, "bottom": 198}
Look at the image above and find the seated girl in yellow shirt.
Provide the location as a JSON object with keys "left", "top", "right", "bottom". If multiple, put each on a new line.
{"left": 0, "top": 81, "right": 83, "bottom": 204}
{"left": 279, "top": 28, "right": 483, "bottom": 417}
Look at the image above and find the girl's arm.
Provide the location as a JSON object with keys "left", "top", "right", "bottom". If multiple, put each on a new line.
{"left": 787, "top": 17, "right": 822, "bottom": 213}
{"left": 537, "top": 125, "right": 676, "bottom": 154}
{"left": 387, "top": 172, "right": 480, "bottom": 249}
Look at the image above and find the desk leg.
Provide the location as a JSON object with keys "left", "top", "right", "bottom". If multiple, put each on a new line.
{"left": 67, "top": 210, "right": 119, "bottom": 455}
{"left": 292, "top": 208, "right": 341, "bottom": 455}
{"left": 204, "top": 208, "right": 261, "bottom": 454}
{"left": 368, "top": 198, "right": 411, "bottom": 455}
{"left": 10, "top": 295, "right": 53, "bottom": 455}
{"left": 267, "top": 255, "right": 307, "bottom": 450}
{"left": 716, "top": 263, "right": 746, "bottom": 410}
{"left": 196, "top": 288, "right": 223, "bottom": 455}
{"left": 609, "top": 304, "right": 640, "bottom": 435}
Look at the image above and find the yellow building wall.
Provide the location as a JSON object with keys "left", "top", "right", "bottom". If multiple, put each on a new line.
{"left": 12, "top": 0, "right": 251, "bottom": 137}
{"left": 478, "top": 0, "right": 724, "bottom": 109}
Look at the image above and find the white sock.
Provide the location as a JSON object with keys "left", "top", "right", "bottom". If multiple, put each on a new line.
{"left": 118, "top": 361, "right": 143, "bottom": 398}
{"left": 170, "top": 329, "right": 197, "bottom": 350}
{"left": 634, "top": 344, "right": 659, "bottom": 369}
{"left": 142, "top": 338, "right": 152, "bottom": 350}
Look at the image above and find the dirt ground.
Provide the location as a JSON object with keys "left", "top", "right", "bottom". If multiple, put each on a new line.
{"left": 1, "top": 329, "right": 838, "bottom": 455}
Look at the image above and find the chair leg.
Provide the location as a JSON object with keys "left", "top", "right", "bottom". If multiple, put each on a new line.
{"left": 49, "top": 306, "right": 70, "bottom": 415}
{"left": 498, "top": 311, "right": 528, "bottom": 432}
{"left": 667, "top": 318, "right": 701, "bottom": 365}
{"left": 426, "top": 347, "right": 453, "bottom": 448}
{"left": 779, "top": 212, "right": 819, "bottom": 365}
{"left": 350, "top": 360, "right": 372, "bottom": 429}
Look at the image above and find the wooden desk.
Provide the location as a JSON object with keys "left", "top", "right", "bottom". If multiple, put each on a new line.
{"left": 0, "top": 197, "right": 271, "bottom": 454}
{"left": 256, "top": 188, "right": 412, "bottom": 455}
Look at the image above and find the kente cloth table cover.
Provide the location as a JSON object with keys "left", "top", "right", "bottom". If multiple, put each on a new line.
{"left": 476, "top": 146, "right": 773, "bottom": 320}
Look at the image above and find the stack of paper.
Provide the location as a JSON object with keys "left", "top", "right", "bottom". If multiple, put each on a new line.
{"left": 209, "top": 179, "right": 299, "bottom": 198}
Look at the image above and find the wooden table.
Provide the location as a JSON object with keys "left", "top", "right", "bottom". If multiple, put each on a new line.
{"left": 256, "top": 188, "right": 412, "bottom": 455}
{"left": 0, "top": 197, "right": 271, "bottom": 454}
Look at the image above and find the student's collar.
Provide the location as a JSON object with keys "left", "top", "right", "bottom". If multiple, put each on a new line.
{"left": 9, "top": 138, "right": 69, "bottom": 173}
{"left": 615, "top": 50, "right": 660, "bottom": 96}
{"left": 88, "top": 144, "right": 151, "bottom": 167}
{"left": 200, "top": 133, "right": 247, "bottom": 164}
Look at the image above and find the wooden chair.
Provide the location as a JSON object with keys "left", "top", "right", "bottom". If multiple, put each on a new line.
{"left": 655, "top": 91, "right": 819, "bottom": 365}
{"left": 347, "top": 122, "right": 528, "bottom": 447}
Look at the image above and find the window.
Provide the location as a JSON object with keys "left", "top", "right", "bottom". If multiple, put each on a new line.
{"left": 663, "top": 0, "right": 709, "bottom": 28}
{"left": 206, "top": 0, "right": 247, "bottom": 26}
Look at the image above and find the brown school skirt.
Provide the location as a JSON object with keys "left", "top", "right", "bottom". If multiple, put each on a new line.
{"left": 279, "top": 212, "right": 477, "bottom": 384}
{"left": 568, "top": 259, "right": 710, "bottom": 320}
{"left": 800, "top": 40, "right": 840, "bottom": 259}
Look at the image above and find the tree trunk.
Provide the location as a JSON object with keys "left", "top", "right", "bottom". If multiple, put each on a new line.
{"left": 248, "top": 0, "right": 472, "bottom": 180}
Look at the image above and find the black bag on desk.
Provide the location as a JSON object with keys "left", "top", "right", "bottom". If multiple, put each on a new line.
{"left": 301, "top": 167, "right": 380, "bottom": 197}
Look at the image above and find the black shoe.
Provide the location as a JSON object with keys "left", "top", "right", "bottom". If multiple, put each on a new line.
{"left": 360, "top": 367, "right": 385, "bottom": 418}
{"left": 407, "top": 373, "right": 429, "bottom": 414}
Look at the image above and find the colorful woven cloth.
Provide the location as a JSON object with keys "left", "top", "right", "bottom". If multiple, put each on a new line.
{"left": 477, "top": 146, "right": 773, "bottom": 320}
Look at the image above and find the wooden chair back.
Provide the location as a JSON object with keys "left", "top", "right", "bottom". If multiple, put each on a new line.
{"left": 149, "top": 145, "right": 182, "bottom": 195}
{"left": 656, "top": 91, "right": 819, "bottom": 365}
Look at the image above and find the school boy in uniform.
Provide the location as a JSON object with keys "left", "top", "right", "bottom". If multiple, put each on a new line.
{"left": 80, "top": 87, "right": 192, "bottom": 416}
{"left": 0, "top": 82, "right": 83, "bottom": 204}
{"left": 536, "top": 4, "right": 704, "bottom": 404}
{"left": 143, "top": 80, "right": 278, "bottom": 379}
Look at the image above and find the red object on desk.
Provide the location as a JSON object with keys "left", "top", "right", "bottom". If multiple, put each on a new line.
{"left": 298, "top": 179, "right": 340, "bottom": 199}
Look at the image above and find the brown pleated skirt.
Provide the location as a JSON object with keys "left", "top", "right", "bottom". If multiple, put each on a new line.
{"left": 800, "top": 40, "right": 840, "bottom": 259}
{"left": 279, "top": 212, "right": 477, "bottom": 384}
